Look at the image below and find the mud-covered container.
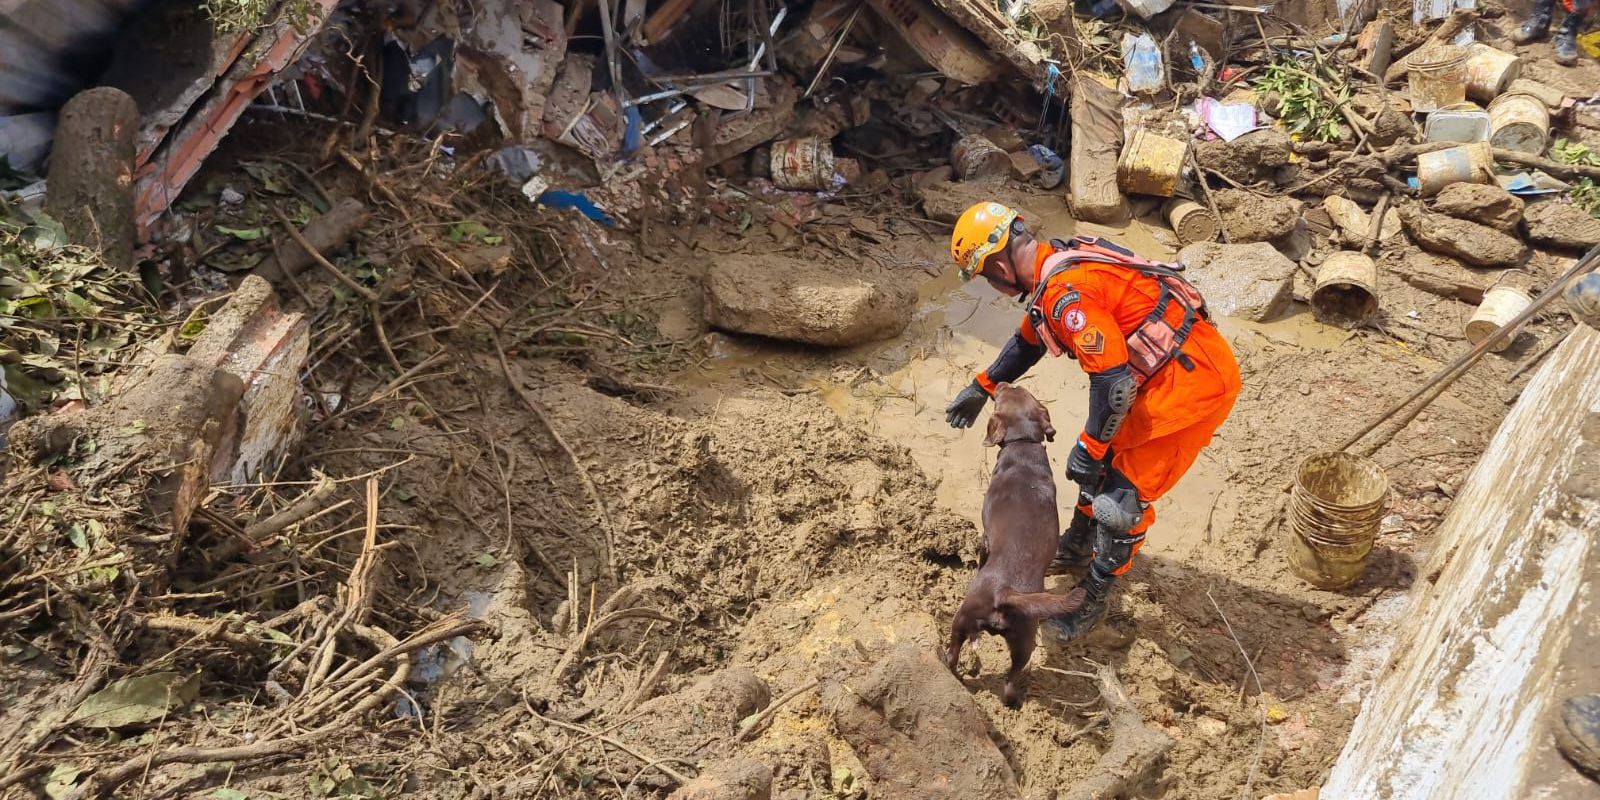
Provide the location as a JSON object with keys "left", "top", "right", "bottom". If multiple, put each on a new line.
{"left": 1487, "top": 91, "right": 1550, "bottom": 155}
{"left": 770, "top": 137, "right": 836, "bottom": 191}
{"left": 1311, "top": 251, "right": 1380, "bottom": 328}
{"left": 1408, "top": 45, "right": 1468, "bottom": 113}
{"left": 1286, "top": 451, "right": 1389, "bottom": 590}
{"left": 1466, "top": 283, "right": 1533, "bottom": 352}
{"left": 1117, "top": 128, "right": 1188, "bottom": 197}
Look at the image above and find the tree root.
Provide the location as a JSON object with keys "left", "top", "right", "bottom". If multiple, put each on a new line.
{"left": 1059, "top": 663, "right": 1175, "bottom": 800}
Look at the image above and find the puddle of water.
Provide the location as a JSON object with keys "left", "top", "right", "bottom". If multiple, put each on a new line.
{"left": 693, "top": 204, "right": 1351, "bottom": 562}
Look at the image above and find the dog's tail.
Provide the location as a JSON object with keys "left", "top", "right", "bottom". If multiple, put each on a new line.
{"left": 998, "top": 588, "right": 1088, "bottom": 620}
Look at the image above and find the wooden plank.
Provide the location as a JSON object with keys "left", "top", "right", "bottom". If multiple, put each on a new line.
{"left": 1067, "top": 77, "right": 1127, "bottom": 225}
{"left": 1321, "top": 325, "right": 1600, "bottom": 799}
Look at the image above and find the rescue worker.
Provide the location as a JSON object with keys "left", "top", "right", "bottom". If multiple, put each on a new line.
{"left": 1512, "top": 0, "right": 1595, "bottom": 66}
{"left": 943, "top": 202, "right": 1241, "bottom": 644}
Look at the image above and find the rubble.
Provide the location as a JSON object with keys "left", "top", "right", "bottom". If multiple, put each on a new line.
{"left": 1195, "top": 129, "right": 1294, "bottom": 186}
{"left": 1214, "top": 190, "right": 1303, "bottom": 244}
{"left": 255, "top": 198, "right": 371, "bottom": 282}
{"left": 1177, "top": 242, "right": 1296, "bottom": 322}
{"left": 1393, "top": 250, "right": 1495, "bottom": 304}
{"left": 1069, "top": 78, "right": 1129, "bottom": 224}
{"left": 1523, "top": 201, "right": 1600, "bottom": 251}
{"left": 1430, "top": 183, "right": 1524, "bottom": 233}
{"left": 706, "top": 255, "right": 915, "bottom": 346}
{"left": 1399, "top": 205, "right": 1529, "bottom": 268}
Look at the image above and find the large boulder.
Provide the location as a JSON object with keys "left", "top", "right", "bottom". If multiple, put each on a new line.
{"left": 1399, "top": 206, "right": 1527, "bottom": 267}
{"left": 1213, "top": 189, "right": 1303, "bottom": 243}
{"left": 1523, "top": 201, "right": 1600, "bottom": 251}
{"left": 1430, "top": 183, "right": 1524, "bottom": 233}
{"left": 1177, "top": 242, "right": 1296, "bottom": 321}
{"left": 706, "top": 255, "right": 914, "bottom": 346}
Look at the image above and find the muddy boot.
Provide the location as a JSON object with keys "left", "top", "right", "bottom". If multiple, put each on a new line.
{"left": 1041, "top": 566, "right": 1113, "bottom": 645}
{"left": 1555, "top": 12, "right": 1585, "bottom": 65}
{"left": 1556, "top": 694, "right": 1600, "bottom": 781}
{"left": 1048, "top": 511, "right": 1095, "bottom": 575}
{"left": 1513, "top": 0, "right": 1555, "bottom": 44}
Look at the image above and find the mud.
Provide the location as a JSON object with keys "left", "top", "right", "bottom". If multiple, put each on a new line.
{"left": 1399, "top": 204, "right": 1530, "bottom": 267}
{"left": 1195, "top": 129, "right": 1293, "bottom": 186}
{"left": 1523, "top": 200, "right": 1600, "bottom": 251}
{"left": 1214, "top": 190, "right": 1303, "bottom": 243}
{"left": 1430, "top": 183, "right": 1524, "bottom": 233}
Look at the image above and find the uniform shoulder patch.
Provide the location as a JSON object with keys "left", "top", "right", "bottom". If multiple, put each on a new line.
{"left": 1048, "top": 290, "right": 1081, "bottom": 320}
{"left": 1077, "top": 327, "right": 1105, "bottom": 355}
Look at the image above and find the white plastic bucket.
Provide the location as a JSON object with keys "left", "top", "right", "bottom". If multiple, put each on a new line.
{"left": 1465, "top": 284, "right": 1533, "bottom": 352}
{"left": 1487, "top": 92, "right": 1550, "bottom": 155}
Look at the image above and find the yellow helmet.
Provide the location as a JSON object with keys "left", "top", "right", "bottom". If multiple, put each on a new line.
{"left": 950, "top": 201, "right": 1020, "bottom": 281}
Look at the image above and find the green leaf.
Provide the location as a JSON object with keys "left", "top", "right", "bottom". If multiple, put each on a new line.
{"left": 482, "top": 235, "right": 504, "bottom": 246}
{"left": 68, "top": 672, "right": 200, "bottom": 728}
{"left": 44, "top": 763, "right": 82, "bottom": 800}
{"left": 388, "top": 417, "right": 405, "bottom": 431}
{"left": 474, "top": 551, "right": 499, "bottom": 569}
{"left": 393, "top": 487, "right": 417, "bottom": 502}
{"left": 67, "top": 523, "right": 88, "bottom": 550}
{"left": 60, "top": 291, "right": 95, "bottom": 315}
{"left": 216, "top": 226, "right": 268, "bottom": 241}
{"left": 128, "top": 420, "right": 148, "bottom": 435}
{"left": 448, "top": 221, "right": 492, "bottom": 242}
{"left": 211, "top": 790, "right": 250, "bottom": 800}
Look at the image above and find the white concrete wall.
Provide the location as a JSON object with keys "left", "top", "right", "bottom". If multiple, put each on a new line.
{"left": 1322, "top": 325, "right": 1600, "bottom": 799}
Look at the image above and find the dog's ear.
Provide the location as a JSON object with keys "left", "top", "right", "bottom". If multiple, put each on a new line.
{"left": 982, "top": 413, "right": 1005, "bottom": 447}
{"left": 1035, "top": 403, "right": 1056, "bottom": 442}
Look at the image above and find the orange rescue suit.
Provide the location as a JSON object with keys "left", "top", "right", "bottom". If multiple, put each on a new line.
{"left": 988, "top": 243, "right": 1242, "bottom": 563}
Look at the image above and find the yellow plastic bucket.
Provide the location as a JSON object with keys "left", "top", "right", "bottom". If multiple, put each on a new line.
{"left": 1408, "top": 45, "right": 1468, "bottom": 113}
{"left": 1117, "top": 129, "right": 1188, "bottom": 197}
{"left": 1487, "top": 92, "right": 1550, "bottom": 155}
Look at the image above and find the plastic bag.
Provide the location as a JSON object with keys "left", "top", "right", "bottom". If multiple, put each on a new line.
{"left": 1122, "top": 33, "right": 1164, "bottom": 95}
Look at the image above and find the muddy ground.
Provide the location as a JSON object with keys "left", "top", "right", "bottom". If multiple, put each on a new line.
{"left": 143, "top": 145, "right": 1562, "bottom": 800}
{"left": 8, "top": 13, "right": 1599, "bottom": 795}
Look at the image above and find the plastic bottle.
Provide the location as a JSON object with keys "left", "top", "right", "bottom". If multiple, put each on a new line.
{"left": 1188, "top": 40, "right": 1205, "bottom": 72}
{"left": 1122, "top": 33, "right": 1164, "bottom": 94}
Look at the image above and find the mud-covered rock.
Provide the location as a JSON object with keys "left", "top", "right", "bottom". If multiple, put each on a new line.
{"left": 1524, "top": 201, "right": 1600, "bottom": 251}
{"left": 668, "top": 758, "right": 774, "bottom": 800}
{"left": 1430, "top": 184, "right": 1524, "bottom": 233}
{"left": 706, "top": 255, "right": 914, "bottom": 346}
{"left": 1195, "top": 129, "right": 1292, "bottom": 185}
{"left": 828, "top": 643, "right": 1021, "bottom": 800}
{"left": 1399, "top": 206, "right": 1528, "bottom": 267}
{"left": 1214, "top": 189, "right": 1302, "bottom": 243}
{"left": 1177, "top": 242, "right": 1296, "bottom": 321}
{"left": 1393, "top": 250, "right": 1494, "bottom": 304}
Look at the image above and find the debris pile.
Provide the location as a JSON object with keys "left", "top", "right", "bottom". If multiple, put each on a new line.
{"left": 2, "top": 0, "right": 1600, "bottom": 799}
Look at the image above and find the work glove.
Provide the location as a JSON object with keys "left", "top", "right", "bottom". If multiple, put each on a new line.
{"left": 945, "top": 380, "right": 989, "bottom": 429}
{"left": 1066, "top": 440, "right": 1106, "bottom": 488}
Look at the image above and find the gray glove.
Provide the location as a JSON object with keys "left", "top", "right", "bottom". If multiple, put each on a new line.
{"left": 945, "top": 380, "right": 989, "bottom": 429}
{"left": 1066, "top": 440, "right": 1106, "bottom": 489}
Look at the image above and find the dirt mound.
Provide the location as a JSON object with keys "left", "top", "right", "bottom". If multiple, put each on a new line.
{"left": 706, "top": 255, "right": 915, "bottom": 346}
{"left": 828, "top": 643, "right": 1021, "bottom": 799}
{"left": 1523, "top": 201, "right": 1600, "bottom": 251}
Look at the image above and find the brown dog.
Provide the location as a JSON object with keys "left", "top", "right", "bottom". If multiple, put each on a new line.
{"left": 945, "top": 383, "right": 1086, "bottom": 707}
